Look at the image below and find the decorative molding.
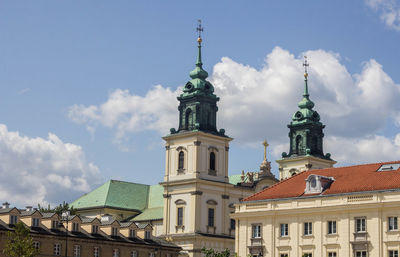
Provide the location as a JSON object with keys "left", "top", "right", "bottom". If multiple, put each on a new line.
{"left": 176, "top": 146, "right": 187, "bottom": 152}
{"left": 228, "top": 203, "right": 235, "bottom": 209}
{"left": 208, "top": 146, "right": 219, "bottom": 152}
{"left": 194, "top": 141, "right": 201, "bottom": 146}
{"left": 225, "top": 146, "right": 229, "bottom": 151}
{"left": 174, "top": 199, "right": 187, "bottom": 205}
{"left": 190, "top": 191, "right": 203, "bottom": 195}
{"left": 163, "top": 194, "right": 171, "bottom": 198}
{"left": 177, "top": 168, "right": 185, "bottom": 175}
{"left": 206, "top": 199, "right": 218, "bottom": 205}
{"left": 221, "top": 195, "right": 230, "bottom": 199}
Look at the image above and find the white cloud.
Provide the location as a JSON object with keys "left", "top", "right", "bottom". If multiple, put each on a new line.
{"left": 366, "top": 0, "right": 400, "bottom": 31}
{"left": 0, "top": 124, "right": 101, "bottom": 207}
{"left": 68, "top": 47, "right": 400, "bottom": 165}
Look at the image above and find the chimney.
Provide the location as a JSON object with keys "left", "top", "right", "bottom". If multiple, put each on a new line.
{"left": 2, "top": 202, "right": 10, "bottom": 209}
{"left": 101, "top": 214, "right": 112, "bottom": 223}
{"left": 25, "top": 206, "right": 33, "bottom": 211}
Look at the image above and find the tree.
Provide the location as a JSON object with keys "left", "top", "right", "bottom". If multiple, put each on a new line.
{"left": 3, "top": 221, "right": 40, "bottom": 257}
{"left": 38, "top": 201, "right": 76, "bottom": 215}
{"left": 201, "top": 248, "right": 231, "bottom": 257}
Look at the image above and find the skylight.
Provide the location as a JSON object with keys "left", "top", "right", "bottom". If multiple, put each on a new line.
{"left": 377, "top": 164, "right": 400, "bottom": 172}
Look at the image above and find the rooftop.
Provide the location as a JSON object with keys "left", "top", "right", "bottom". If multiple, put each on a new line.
{"left": 244, "top": 161, "right": 400, "bottom": 202}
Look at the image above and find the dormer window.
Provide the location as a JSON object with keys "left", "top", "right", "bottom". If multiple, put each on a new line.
{"left": 145, "top": 230, "right": 151, "bottom": 239}
{"left": 52, "top": 220, "right": 59, "bottom": 229}
{"left": 129, "top": 229, "right": 136, "bottom": 238}
{"left": 32, "top": 218, "right": 40, "bottom": 227}
{"left": 305, "top": 174, "right": 334, "bottom": 194}
{"left": 112, "top": 227, "right": 118, "bottom": 236}
{"left": 72, "top": 222, "right": 79, "bottom": 232}
{"left": 10, "top": 215, "right": 18, "bottom": 225}
{"left": 92, "top": 225, "right": 99, "bottom": 234}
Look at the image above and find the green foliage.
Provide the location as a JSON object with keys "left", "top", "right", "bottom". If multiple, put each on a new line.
{"left": 2, "top": 221, "right": 40, "bottom": 257}
{"left": 201, "top": 247, "right": 231, "bottom": 257}
{"left": 38, "top": 201, "right": 76, "bottom": 215}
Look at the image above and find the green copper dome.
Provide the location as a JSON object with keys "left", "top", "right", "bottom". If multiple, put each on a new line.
{"left": 282, "top": 69, "right": 332, "bottom": 161}
{"left": 169, "top": 35, "right": 225, "bottom": 137}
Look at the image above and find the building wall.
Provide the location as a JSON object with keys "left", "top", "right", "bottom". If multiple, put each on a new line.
{"left": 233, "top": 191, "right": 400, "bottom": 257}
{"left": 277, "top": 156, "right": 335, "bottom": 180}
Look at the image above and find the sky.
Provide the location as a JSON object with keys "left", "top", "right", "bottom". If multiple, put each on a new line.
{"left": 1, "top": 0, "right": 400, "bottom": 207}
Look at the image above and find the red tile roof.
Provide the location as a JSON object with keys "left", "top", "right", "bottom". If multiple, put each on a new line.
{"left": 244, "top": 161, "right": 400, "bottom": 202}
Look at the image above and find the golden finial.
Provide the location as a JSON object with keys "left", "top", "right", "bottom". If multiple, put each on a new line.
{"left": 262, "top": 140, "right": 269, "bottom": 161}
{"left": 196, "top": 19, "right": 203, "bottom": 44}
{"left": 303, "top": 55, "right": 309, "bottom": 79}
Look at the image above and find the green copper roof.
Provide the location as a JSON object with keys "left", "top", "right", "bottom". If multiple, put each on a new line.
{"left": 131, "top": 207, "right": 163, "bottom": 222}
{"left": 71, "top": 180, "right": 149, "bottom": 211}
{"left": 147, "top": 184, "right": 164, "bottom": 208}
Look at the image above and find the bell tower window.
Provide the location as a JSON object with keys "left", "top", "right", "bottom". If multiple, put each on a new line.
{"left": 178, "top": 151, "right": 184, "bottom": 170}
{"left": 295, "top": 135, "right": 302, "bottom": 154}
{"left": 210, "top": 152, "right": 216, "bottom": 171}
{"left": 185, "top": 109, "right": 192, "bottom": 130}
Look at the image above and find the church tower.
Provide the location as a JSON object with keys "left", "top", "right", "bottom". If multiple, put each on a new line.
{"left": 161, "top": 22, "right": 241, "bottom": 257}
{"left": 276, "top": 57, "right": 336, "bottom": 180}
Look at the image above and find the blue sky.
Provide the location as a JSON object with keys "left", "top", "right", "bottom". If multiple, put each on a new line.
{"left": 1, "top": 0, "right": 400, "bottom": 206}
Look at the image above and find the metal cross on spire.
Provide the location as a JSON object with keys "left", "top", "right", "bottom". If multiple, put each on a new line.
{"left": 303, "top": 56, "right": 309, "bottom": 78}
{"left": 196, "top": 19, "right": 204, "bottom": 40}
{"left": 262, "top": 140, "right": 269, "bottom": 161}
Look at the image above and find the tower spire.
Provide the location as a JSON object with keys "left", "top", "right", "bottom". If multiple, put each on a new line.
{"left": 303, "top": 56, "right": 309, "bottom": 97}
{"left": 196, "top": 20, "right": 204, "bottom": 68}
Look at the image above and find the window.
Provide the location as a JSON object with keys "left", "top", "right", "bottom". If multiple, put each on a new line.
{"left": 209, "top": 152, "right": 216, "bottom": 171}
{"left": 303, "top": 253, "right": 312, "bottom": 257}
{"left": 32, "top": 218, "right": 40, "bottom": 227}
{"left": 52, "top": 220, "right": 59, "bottom": 229}
{"left": 230, "top": 219, "right": 236, "bottom": 230}
{"left": 356, "top": 217, "right": 366, "bottom": 232}
{"left": 252, "top": 224, "right": 261, "bottom": 238}
{"left": 304, "top": 222, "right": 312, "bottom": 235}
{"left": 328, "top": 252, "right": 337, "bottom": 257}
{"left": 74, "top": 245, "right": 81, "bottom": 257}
{"left": 280, "top": 223, "right": 289, "bottom": 237}
{"left": 328, "top": 220, "right": 337, "bottom": 234}
{"left": 112, "top": 227, "right": 118, "bottom": 236}
{"left": 129, "top": 229, "right": 136, "bottom": 238}
{"left": 280, "top": 254, "right": 288, "bottom": 257}
{"left": 145, "top": 230, "right": 151, "bottom": 239}
{"left": 389, "top": 250, "right": 399, "bottom": 257}
{"left": 54, "top": 243, "right": 61, "bottom": 256}
{"left": 72, "top": 222, "right": 79, "bottom": 232}
{"left": 177, "top": 207, "right": 183, "bottom": 226}
{"left": 112, "top": 249, "right": 120, "bottom": 257}
{"left": 94, "top": 247, "right": 100, "bottom": 257}
{"left": 131, "top": 251, "right": 138, "bottom": 257}
{"left": 389, "top": 217, "right": 398, "bottom": 231}
{"left": 178, "top": 151, "right": 184, "bottom": 170}
{"left": 208, "top": 208, "right": 215, "bottom": 227}
{"left": 92, "top": 225, "right": 99, "bottom": 234}
{"left": 356, "top": 251, "right": 367, "bottom": 257}
{"left": 33, "top": 241, "right": 40, "bottom": 250}
{"left": 10, "top": 215, "right": 18, "bottom": 225}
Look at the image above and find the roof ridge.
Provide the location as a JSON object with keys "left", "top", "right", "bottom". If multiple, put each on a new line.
{"left": 332, "top": 160, "right": 400, "bottom": 169}
{"left": 109, "top": 179, "right": 151, "bottom": 187}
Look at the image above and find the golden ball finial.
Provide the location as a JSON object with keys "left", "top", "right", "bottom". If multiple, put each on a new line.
{"left": 197, "top": 37, "right": 202, "bottom": 43}
{"left": 304, "top": 72, "right": 308, "bottom": 78}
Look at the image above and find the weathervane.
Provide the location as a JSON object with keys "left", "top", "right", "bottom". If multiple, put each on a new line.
{"left": 303, "top": 55, "right": 309, "bottom": 78}
{"left": 196, "top": 19, "right": 204, "bottom": 43}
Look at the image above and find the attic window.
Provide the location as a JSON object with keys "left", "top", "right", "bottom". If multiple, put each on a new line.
{"left": 305, "top": 174, "right": 334, "bottom": 194}
{"left": 377, "top": 164, "right": 400, "bottom": 172}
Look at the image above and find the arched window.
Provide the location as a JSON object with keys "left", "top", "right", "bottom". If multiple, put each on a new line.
{"left": 295, "top": 135, "right": 302, "bottom": 154}
{"left": 185, "top": 109, "right": 192, "bottom": 130}
{"left": 178, "top": 151, "right": 184, "bottom": 170}
{"left": 209, "top": 152, "right": 216, "bottom": 171}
